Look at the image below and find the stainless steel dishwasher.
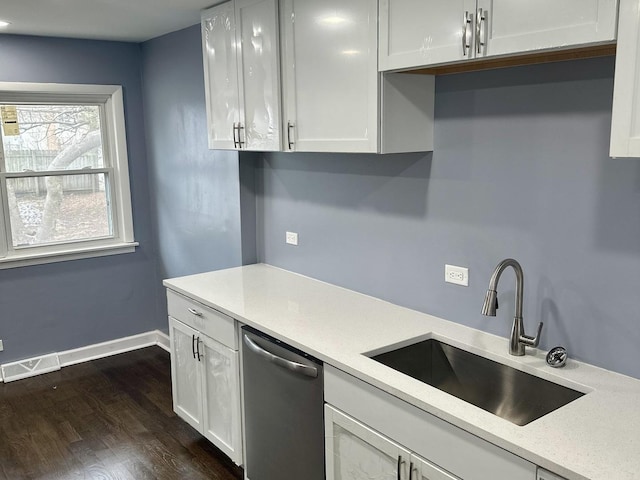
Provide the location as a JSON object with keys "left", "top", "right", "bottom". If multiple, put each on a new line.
{"left": 241, "top": 326, "right": 324, "bottom": 480}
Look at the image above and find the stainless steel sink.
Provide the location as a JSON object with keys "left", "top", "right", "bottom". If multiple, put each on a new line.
{"left": 369, "top": 339, "right": 585, "bottom": 426}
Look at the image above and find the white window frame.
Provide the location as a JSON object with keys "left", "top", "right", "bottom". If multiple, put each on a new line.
{"left": 0, "top": 82, "right": 137, "bottom": 269}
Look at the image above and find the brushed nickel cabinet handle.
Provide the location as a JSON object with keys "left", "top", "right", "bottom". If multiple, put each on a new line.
{"left": 237, "top": 123, "right": 245, "bottom": 148}
{"left": 476, "top": 8, "right": 487, "bottom": 55}
{"left": 287, "top": 121, "right": 295, "bottom": 150}
{"left": 462, "top": 11, "right": 472, "bottom": 56}
{"left": 188, "top": 307, "right": 203, "bottom": 317}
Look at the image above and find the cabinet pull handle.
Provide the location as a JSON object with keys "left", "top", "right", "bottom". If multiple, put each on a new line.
{"left": 196, "top": 336, "right": 202, "bottom": 362}
{"left": 237, "top": 123, "right": 245, "bottom": 148}
{"left": 476, "top": 8, "right": 487, "bottom": 55}
{"left": 462, "top": 11, "right": 472, "bottom": 56}
{"left": 287, "top": 121, "right": 295, "bottom": 150}
{"left": 396, "top": 455, "right": 404, "bottom": 480}
{"left": 408, "top": 461, "right": 414, "bottom": 480}
{"left": 188, "top": 307, "right": 203, "bottom": 317}
{"left": 192, "top": 334, "right": 197, "bottom": 359}
{"left": 233, "top": 123, "right": 239, "bottom": 148}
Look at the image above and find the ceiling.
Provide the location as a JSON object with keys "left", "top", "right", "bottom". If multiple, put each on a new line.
{"left": 0, "top": 0, "right": 220, "bottom": 42}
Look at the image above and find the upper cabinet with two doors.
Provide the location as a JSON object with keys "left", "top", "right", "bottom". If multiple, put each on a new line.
{"left": 202, "top": 0, "right": 435, "bottom": 154}
{"left": 201, "top": 0, "right": 282, "bottom": 151}
{"left": 379, "top": 0, "right": 619, "bottom": 71}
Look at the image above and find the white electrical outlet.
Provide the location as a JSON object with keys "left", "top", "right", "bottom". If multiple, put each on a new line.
{"left": 286, "top": 231, "right": 298, "bottom": 246}
{"left": 445, "top": 264, "right": 469, "bottom": 286}
{"left": 0, "top": 339, "right": 3, "bottom": 352}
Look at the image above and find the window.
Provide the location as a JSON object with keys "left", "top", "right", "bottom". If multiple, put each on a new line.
{"left": 0, "top": 83, "right": 136, "bottom": 268}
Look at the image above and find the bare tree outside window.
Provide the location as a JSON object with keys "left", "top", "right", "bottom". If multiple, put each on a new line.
{"left": 1, "top": 104, "right": 113, "bottom": 247}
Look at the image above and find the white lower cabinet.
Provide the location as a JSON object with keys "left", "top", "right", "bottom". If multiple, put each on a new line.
{"left": 167, "top": 290, "right": 243, "bottom": 466}
{"left": 325, "top": 365, "right": 537, "bottom": 480}
{"left": 326, "top": 405, "right": 458, "bottom": 480}
{"left": 170, "top": 318, "right": 203, "bottom": 432}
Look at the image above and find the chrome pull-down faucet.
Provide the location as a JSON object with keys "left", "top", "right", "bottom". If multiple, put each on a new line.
{"left": 482, "top": 258, "right": 543, "bottom": 356}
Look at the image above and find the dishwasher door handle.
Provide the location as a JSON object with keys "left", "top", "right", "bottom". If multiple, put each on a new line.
{"left": 243, "top": 334, "right": 318, "bottom": 378}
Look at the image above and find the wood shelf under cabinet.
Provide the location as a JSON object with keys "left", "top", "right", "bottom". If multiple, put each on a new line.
{"left": 407, "top": 43, "right": 616, "bottom": 76}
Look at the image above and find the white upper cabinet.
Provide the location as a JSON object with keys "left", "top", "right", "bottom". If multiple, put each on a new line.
{"left": 610, "top": 0, "right": 640, "bottom": 158}
{"left": 280, "top": 0, "right": 379, "bottom": 153}
{"left": 379, "top": 0, "right": 476, "bottom": 71}
{"left": 477, "top": 0, "right": 618, "bottom": 58}
{"left": 202, "top": 0, "right": 282, "bottom": 151}
{"left": 379, "top": 0, "right": 619, "bottom": 71}
{"left": 202, "top": 2, "right": 240, "bottom": 150}
{"left": 280, "top": 0, "right": 435, "bottom": 153}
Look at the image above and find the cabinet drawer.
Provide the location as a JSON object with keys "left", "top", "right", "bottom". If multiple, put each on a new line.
{"left": 167, "top": 290, "right": 237, "bottom": 349}
{"left": 325, "top": 365, "right": 536, "bottom": 480}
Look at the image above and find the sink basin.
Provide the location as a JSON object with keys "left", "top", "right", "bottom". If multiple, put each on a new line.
{"left": 369, "top": 339, "right": 585, "bottom": 426}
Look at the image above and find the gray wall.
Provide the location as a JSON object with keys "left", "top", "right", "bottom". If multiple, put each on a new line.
{"left": 257, "top": 56, "right": 640, "bottom": 379}
{"left": 141, "top": 25, "right": 252, "bottom": 318}
{"left": 0, "top": 35, "right": 159, "bottom": 364}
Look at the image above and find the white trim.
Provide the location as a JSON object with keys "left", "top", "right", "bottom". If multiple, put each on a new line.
{"left": 0, "top": 81, "right": 119, "bottom": 100}
{"left": 0, "top": 82, "right": 137, "bottom": 267}
{"left": 0, "top": 241, "right": 138, "bottom": 270}
{"left": 0, "top": 329, "right": 170, "bottom": 383}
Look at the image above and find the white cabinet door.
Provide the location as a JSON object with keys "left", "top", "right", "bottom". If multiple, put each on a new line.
{"left": 201, "top": 2, "right": 241, "bottom": 150}
{"left": 200, "top": 335, "right": 242, "bottom": 464}
{"left": 411, "top": 453, "right": 460, "bottom": 480}
{"left": 280, "top": 0, "right": 378, "bottom": 152}
{"left": 379, "top": 0, "right": 477, "bottom": 71}
{"left": 477, "top": 0, "right": 618, "bottom": 58}
{"left": 325, "top": 405, "right": 411, "bottom": 480}
{"left": 235, "top": 0, "right": 282, "bottom": 151}
{"left": 610, "top": 0, "right": 640, "bottom": 158}
{"left": 380, "top": 0, "right": 618, "bottom": 71}
{"left": 169, "top": 317, "right": 202, "bottom": 432}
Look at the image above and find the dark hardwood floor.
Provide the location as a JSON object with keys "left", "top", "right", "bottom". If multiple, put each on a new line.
{"left": 0, "top": 347, "right": 244, "bottom": 480}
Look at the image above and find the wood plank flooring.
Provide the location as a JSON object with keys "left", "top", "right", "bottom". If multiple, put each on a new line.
{"left": 0, "top": 347, "right": 244, "bottom": 480}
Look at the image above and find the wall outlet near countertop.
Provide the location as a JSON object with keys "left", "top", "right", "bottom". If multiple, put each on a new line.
{"left": 286, "top": 231, "right": 299, "bottom": 246}
{"left": 0, "top": 339, "right": 3, "bottom": 352}
{"left": 445, "top": 264, "right": 469, "bottom": 286}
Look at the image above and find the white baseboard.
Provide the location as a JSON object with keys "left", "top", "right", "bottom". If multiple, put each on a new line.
{"left": 0, "top": 330, "right": 170, "bottom": 383}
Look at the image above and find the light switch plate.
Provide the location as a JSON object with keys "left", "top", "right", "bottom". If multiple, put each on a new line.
{"left": 0, "top": 339, "right": 4, "bottom": 351}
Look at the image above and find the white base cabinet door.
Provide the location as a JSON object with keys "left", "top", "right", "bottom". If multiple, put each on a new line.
{"left": 169, "top": 316, "right": 242, "bottom": 465}
{"left": 169, "top": 317, "right": 203, "bottom": 433}
{"left": 326, "top": 405, "right": 411, "bottom": 480}
{"left": 201, "top": 335, "right": 242, "bottom": 463}
{"left": 326, "top": 405, "right": 462, "bottom": 480}
{"left": 610, "top": 0, "right": 640, "bottom": 158}
{"left": 411, "top": 453, "right": 461, "bottom": 480}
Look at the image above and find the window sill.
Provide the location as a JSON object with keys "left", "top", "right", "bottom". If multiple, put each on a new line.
{"left": 0, "top": 241, "right": 139, "bottom": 270}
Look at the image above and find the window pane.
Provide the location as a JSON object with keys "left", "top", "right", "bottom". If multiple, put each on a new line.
{"left": 7, "top": 174, "right": 113, "bottom": 247}
{"left": 0, "top": 105, "right": 104, "bottom": 172}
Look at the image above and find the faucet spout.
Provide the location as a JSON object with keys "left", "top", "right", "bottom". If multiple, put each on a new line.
{"left": 481, "top": 258, "right": 543, "bottom": 356}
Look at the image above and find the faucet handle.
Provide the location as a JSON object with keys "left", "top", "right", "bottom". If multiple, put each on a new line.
{"left": 520, "top": 322, "right": 543, "bottom": 348}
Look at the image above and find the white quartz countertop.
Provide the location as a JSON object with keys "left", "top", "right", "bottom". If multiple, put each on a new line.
{"left": 163, "top": 264, "right": 640, "bottom": 480}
